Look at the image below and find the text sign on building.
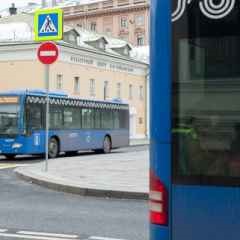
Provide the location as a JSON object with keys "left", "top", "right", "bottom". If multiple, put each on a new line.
{"left": 37, "top": 42, "right": 59, "bottom": 65}
{"left": 34, "top": 8, "right": 63, "bottom": 41}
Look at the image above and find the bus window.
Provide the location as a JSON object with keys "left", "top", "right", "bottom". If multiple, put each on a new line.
{"left": 119, "top": 110, "right": 128, "bottom": 129}
{"left": 113, "top": 111, "right": 120, "bottom": 129}
{"left": 50, "top": 106, "right": 63, "bottom": 130}
{"left": 102, "top": 110, "right": 113, "bottom": 129}
{"left": 82, "top": 108, "right": 94, "bottom": 129}
{"left": 94, "top": 109, "right": 101, "bottom": 129}
{"left": 26, "top": 104, "right": 43, "bottom": 130}
{"left": 64, "top": 107, "right": 81, "bottom": 129}
{"left": 172, "top": 4, "right": 240, "bottom": 182}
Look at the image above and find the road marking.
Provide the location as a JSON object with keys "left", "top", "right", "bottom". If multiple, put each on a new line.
{"left": 0, "top": 232, "right": 79, "bottom": 240}
{"left": 18, "top": 231, "right": 79, "bottom": 239}
{"left": 0, "top": 164, "right": 28, "bottom": 170}
{"left": 89, "top": 237, "right": 126, "bottom": 240}
{"left": 0, "top": 228, "right": 129, "bottom": 240}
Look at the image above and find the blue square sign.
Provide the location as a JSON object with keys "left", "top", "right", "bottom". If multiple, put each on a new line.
{"left": 34, "top": 8, "right": 63, "bottom": 41}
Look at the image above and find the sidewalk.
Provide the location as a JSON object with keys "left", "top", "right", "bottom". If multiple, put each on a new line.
{"left": 15, "top": 148, "right": 149, "bottom": 200}
{"left": 129, "top": 138, "right": 149, "bottom": 146}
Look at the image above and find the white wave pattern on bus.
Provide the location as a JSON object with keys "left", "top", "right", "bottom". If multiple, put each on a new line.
{"left": 172, "top": 0, "right": 192, "bottom": 22}
{"left": 172, "top": 0, "right": 236, "bottom": 21}
{"left": 199, "top": 0, "right": 236, "bottom": 19}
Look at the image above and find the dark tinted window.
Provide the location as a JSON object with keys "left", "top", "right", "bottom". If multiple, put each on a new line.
{"left": 50, "top": 106, "right": 63, "bottom": 129}
{"left": 102, "top": 110, "right": 113, "bottom": 129}
{"left": 95, "top": 109, "right": 101, "bottom": 129}
{"left": 119, "top": 110, "right": 129, "bottom": 129}
{"left": 64, "top": 107, "right": 81, "bottom": 129}
{"left": 172, "top": 0, "right": 240, "bottom": 185}
{"left": 26, "top": 104, "right": 43, "bottom": 130}
{"left": 82, "top": 108, "right": 94, "bottom": 129}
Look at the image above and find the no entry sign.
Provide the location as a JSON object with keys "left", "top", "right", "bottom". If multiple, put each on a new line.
{"left": 37, "top": 42, "right": 59, "bottom": 64}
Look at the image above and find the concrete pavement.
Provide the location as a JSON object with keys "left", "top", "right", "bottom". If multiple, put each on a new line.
{"left": 15, "top": 147, "right": 149, "bottom": 200}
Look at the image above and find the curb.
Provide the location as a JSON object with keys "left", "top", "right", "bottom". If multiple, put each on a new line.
{"left": 15, "top": 169, "right": 149, "bottom": 200}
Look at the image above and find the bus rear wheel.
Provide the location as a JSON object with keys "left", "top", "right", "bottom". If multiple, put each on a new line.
{"left": 48, "top": 138, "right": 59, "bottom": 159}
{"left": 103, "top": 136, "right": 111, "bottom": 154}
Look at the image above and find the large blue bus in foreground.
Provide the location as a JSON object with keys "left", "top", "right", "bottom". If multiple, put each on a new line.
{"left": 150, "top": 0, "right": 240, "bottom": 239}
{"left": 0, "top": 90, "right": 129, "bottom": 159}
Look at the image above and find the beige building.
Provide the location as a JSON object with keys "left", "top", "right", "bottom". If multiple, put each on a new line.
{"left": 0, "top": 41, "right": 148, "bottom": 139}
{"left": 0, "top": 13, "right": 148, "bottom": 139}
{"left": 63, "top": 0, "right": 150, "bottom": 46}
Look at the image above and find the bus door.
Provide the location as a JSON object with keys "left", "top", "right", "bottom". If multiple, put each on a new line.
{"left": 171, "top": 0, "right": 240, "bottom": 239}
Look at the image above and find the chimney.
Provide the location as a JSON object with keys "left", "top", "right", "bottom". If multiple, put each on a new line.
{"left": 9, "top": 3, "right": 17, "bottom": 15}
{"left": 42, "top": 0, "right": 47, "bottom": 8}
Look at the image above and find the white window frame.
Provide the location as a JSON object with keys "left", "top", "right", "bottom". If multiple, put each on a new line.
{"left": 74, "top": 76, "right": 80, "bottom": 93}
{"left": 139, "top": 85, "right": 144, "bottom": 100}
{"left": 129, "top": 84, "right": 133, "bottom": 100}
{"left": 56, "top": 74, "right": 63, "bottom": 90}
{"left": 90, "top": 79, "right": 96, "bottom": 97}
{"left": 117, "top": 82, "right": 121, "bottom": 99}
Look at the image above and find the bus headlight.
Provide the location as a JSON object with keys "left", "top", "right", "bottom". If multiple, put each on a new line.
{"left": 12, "top": 143, "right": 23, "bottom": 149}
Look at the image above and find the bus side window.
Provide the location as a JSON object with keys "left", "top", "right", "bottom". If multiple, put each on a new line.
{"left": 102, "top": 110, "right": 113, "bottom": 129}
{"left": 82, "top": 108, "right": 94, "bottom": 129}
{"left": 27, "top": 104, "right": 42, "bottom": 130}
{"left": 113, "top": 111, "right": 120, "bottom": 129}
{"left": 94, "top": 109, "right": 101, "bottom": 129}
{"left": 50, "top": 106, "right": 63, "bottom": 130}
{"left": 119, "top": 110, "right": 128, "bottom": 129}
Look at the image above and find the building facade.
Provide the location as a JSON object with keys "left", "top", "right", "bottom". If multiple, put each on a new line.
{"left": 63, "top": 0, "right": 150, "bottom": 46}
{"left": 0, "top": 41, "right": 148, "bottom": 139}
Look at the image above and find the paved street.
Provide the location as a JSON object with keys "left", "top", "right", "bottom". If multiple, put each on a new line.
{"left": 0, "top": 146, "right": 149, "bottom": 240}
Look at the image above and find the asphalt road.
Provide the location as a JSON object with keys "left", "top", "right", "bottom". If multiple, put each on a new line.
{"left": 0, "top": 146, "right": 149, "bottom": 240}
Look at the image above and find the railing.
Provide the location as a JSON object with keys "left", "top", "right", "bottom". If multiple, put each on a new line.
{"left": 88, "top": 3, "right": 99, "bottom": 11}
{"left": 117, "top": 0, "right": 130, "bottom": 6}
{"left": 63, "top": 0, "right": 149, "bottom": 16}
{"left": 102, "top": 0, "right": 114, "bottom": 8}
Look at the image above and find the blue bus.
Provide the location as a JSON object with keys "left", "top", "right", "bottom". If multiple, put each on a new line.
{"left": 150, "top": 0, "right": 240, "bottom": 239}
{"left": 0, "top": 90, "right": 129, "bottom": 159}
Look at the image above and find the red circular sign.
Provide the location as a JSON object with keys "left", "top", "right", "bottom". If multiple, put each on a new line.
{"left": 37, "top": 42, "right": 59, "bottom": 65}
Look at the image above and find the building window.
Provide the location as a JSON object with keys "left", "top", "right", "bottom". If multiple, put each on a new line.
{"left": 135, "top": 15, "right": 144, "bottom": 26}
{"left": 117, "top": 82, "right": 121, "bottom": 99}
{"left": 90, "top": 22, "right": 97, "bottom": 31}
{"left": 56, "top": 74, "right": 63, "bottom": 90}
{"left": 74, "top": 77, "right": 80, "bottom": 93}
{"left": 129, "top": 84, "right": 133, "bottom": 100}
{"left": 90, "top": 79, "right": 95, "bottom": 97}
{"left": 137, "top": 35, "right": 145, "bottom": 46}
{"left": 139, "top": 85, "right": 144, "bottom": 100}
{"left": 120, "top": 17, "right": 128, "bottom": 28}
{"left": 104, "top": 81, "right": 109, "bottom": 100}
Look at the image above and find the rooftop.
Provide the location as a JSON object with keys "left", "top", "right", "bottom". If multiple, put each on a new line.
{"left": 0, "top": 12, "right": 149, "bottom": 63}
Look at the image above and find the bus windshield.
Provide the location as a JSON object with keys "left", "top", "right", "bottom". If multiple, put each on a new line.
{"left": 0, "top": 97, "right": 19, "bottom": 136}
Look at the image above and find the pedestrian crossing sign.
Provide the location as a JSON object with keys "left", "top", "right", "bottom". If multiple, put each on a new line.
{"left": 34, "top": 8, "right": 63, "bottom": 41}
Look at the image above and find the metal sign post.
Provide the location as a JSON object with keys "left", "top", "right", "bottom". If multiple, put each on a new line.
{"left": 37, "top": 42, "right": 59, "bottom": 172}
{"left": 35, "top": 8, "right": 62, "bottom": 172}
{"left": 45, "top": 64, "right": 50, "bottom": 172}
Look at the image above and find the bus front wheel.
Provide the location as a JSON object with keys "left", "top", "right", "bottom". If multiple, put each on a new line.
{"left": 48, "top": 138, "right": 59, "bottom": 158}
{"left": 103, "top": 136, "right": 111, "bottom": 154}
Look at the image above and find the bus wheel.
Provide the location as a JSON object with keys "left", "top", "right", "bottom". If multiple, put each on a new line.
{"left": 4, "top": 154, "right": 16, "bottom": 160}
{"left": 48, "top": 138, "right": 59, "bottom": 159}
{"left": 103, "top": 136, "right": 111, "bottom": 154}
